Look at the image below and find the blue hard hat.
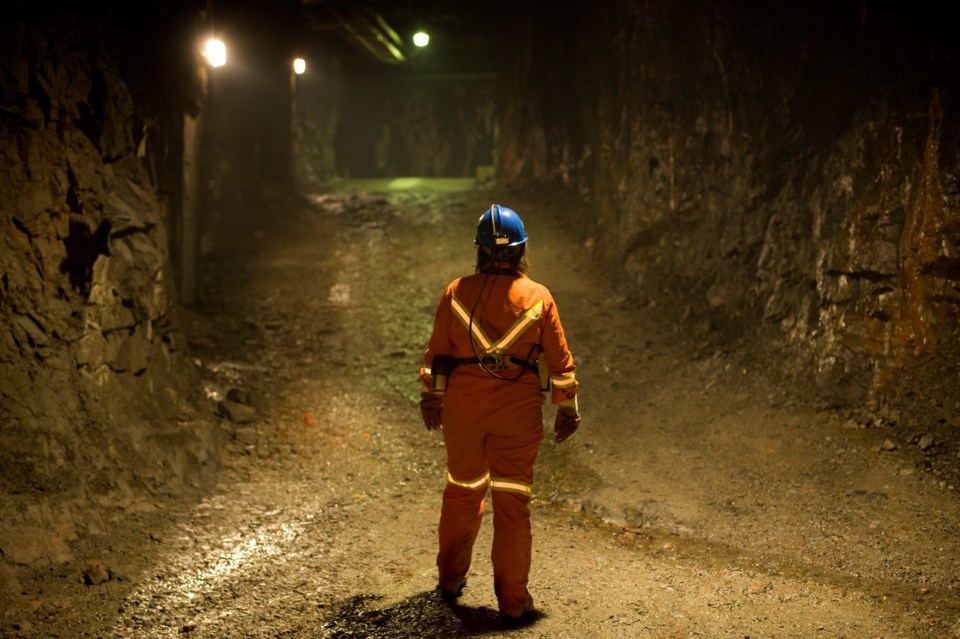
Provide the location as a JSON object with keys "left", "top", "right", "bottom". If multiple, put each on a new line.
{"left": 475, "top": 204, "right": 528, "bottom": 248}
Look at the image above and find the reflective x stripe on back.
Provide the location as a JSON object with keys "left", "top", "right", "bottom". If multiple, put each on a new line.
{"left": 450, "top": 295, "right": 543, "bottom": 354}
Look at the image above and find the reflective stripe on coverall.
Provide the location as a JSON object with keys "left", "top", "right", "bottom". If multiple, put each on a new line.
{"left": 422, "top": 271, "right": 578, "bottom": 616}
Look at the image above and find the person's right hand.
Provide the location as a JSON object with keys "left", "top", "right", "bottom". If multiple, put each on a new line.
{"left": 554, "top": 406, "right": 580, "bottom": 443}
{"left": 419, "top": 392, "right": 443, "bottom": 431}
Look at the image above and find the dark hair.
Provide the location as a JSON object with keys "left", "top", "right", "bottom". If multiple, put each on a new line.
{"left": 476, "top": 243, "right": 529, "bottom": 274}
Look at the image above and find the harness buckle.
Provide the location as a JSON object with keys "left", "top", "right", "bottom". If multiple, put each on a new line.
{"left": 479, "top": 352, "right": 506, "bottom": 371}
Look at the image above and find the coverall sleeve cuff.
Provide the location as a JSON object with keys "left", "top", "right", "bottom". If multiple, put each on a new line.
{"left": 419, "top": 367, "right": 432, "bottom": 388}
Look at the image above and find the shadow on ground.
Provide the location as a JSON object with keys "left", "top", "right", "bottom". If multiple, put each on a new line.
{"left": 319, "top": 590, "right": 544, "bottom": 637}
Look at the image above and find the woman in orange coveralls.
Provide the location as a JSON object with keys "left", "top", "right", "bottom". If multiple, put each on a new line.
{"left": 418, "top": 204, "right": 580, "bottom": 625}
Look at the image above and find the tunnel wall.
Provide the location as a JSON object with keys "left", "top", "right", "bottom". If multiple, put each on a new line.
{"left": 498, "top": 0, "right": 960, "bottom": 409}
{"left": 0, "top": 16, "right": 218, "bottom": 567}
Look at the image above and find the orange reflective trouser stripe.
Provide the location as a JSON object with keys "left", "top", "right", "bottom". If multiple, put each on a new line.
{"left": 437, "top": 380, "right": 543, "bottom": 615}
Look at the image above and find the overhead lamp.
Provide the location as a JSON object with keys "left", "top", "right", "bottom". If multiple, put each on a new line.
{"left": 293, "top": 57, "right": 306, "bottom": 75}
{"left": 413, "top": 31, "right": 430, "bottom": 47}
{"left": 203, "top": 38, "right": 227, "bottom": 67}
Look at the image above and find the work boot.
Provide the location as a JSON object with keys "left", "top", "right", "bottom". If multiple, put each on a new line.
{"left": 499, "top": 598, "right": 535, "bottom": 628}
{"left": 438, "top": 577, "right": 467, "bottom": 602}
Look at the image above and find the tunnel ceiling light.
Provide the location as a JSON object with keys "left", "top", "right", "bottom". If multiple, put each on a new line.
{"left": 413, "top": 31, "right": 430, "bottom": 47}
{"left": 203, "top": 38, "right": 227, "bottom": 67}
{"left": 293, "top": 57, "right": 306, "bottom": 74}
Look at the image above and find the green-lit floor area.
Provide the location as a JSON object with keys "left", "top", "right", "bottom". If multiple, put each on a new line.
{"left": 319, "top": 177, "right": 488, "bottom": 193}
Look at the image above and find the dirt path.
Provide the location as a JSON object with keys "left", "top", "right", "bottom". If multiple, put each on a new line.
{"left": 4, "top": 181, "right": 959, "bottom": 638}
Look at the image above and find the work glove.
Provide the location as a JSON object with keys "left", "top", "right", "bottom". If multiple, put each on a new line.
{"left": 419, "top": 392, "right": 443, "bottom": 431}
{"left": 553, "top": 406, "right": 580, "bottom": 443}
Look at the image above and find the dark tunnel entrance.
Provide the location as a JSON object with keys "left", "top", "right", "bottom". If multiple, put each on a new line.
{"left": 330, "top": 70, "right": 497, "bottom": 179}
{"left": 192, "top": 0, "right": 503, "bottom": 201}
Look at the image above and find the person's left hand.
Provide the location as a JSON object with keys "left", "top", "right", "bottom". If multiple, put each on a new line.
{"left": 419, "top": 392, "right": 443, "bottom": 431}
{"left": 554, "top": 406, "right": 580, "bottom": 443}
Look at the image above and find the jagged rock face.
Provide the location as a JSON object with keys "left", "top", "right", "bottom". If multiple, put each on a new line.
{"left": 0, "top": 17, "right": 218, "bottom": 560}
{"left": 497, "top": 1, "right": 959, "bottom": 407}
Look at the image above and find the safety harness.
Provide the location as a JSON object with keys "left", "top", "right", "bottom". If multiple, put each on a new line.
{"left": 452, "top": 293, "right": 543, "bottom": 376}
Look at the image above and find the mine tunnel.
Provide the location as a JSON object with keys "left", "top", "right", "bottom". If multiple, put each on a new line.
{"left": 2, "top": 0, "right": 959, "bottom": 637}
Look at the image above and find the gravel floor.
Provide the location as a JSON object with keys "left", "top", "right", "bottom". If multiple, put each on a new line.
{"left": 3, "top": 181, "right": 959, "bottom": 638}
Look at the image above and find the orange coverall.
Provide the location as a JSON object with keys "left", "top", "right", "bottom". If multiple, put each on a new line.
{"left": 420, "top": 270, "right": 578, "bottom": 616}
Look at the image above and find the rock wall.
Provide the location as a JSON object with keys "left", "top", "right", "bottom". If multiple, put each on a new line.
{"left": 498, "top": 0, "right": 960, "bottom": 409}
{"left": 0, "top": 15, "right": 218, "bottom": 566}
